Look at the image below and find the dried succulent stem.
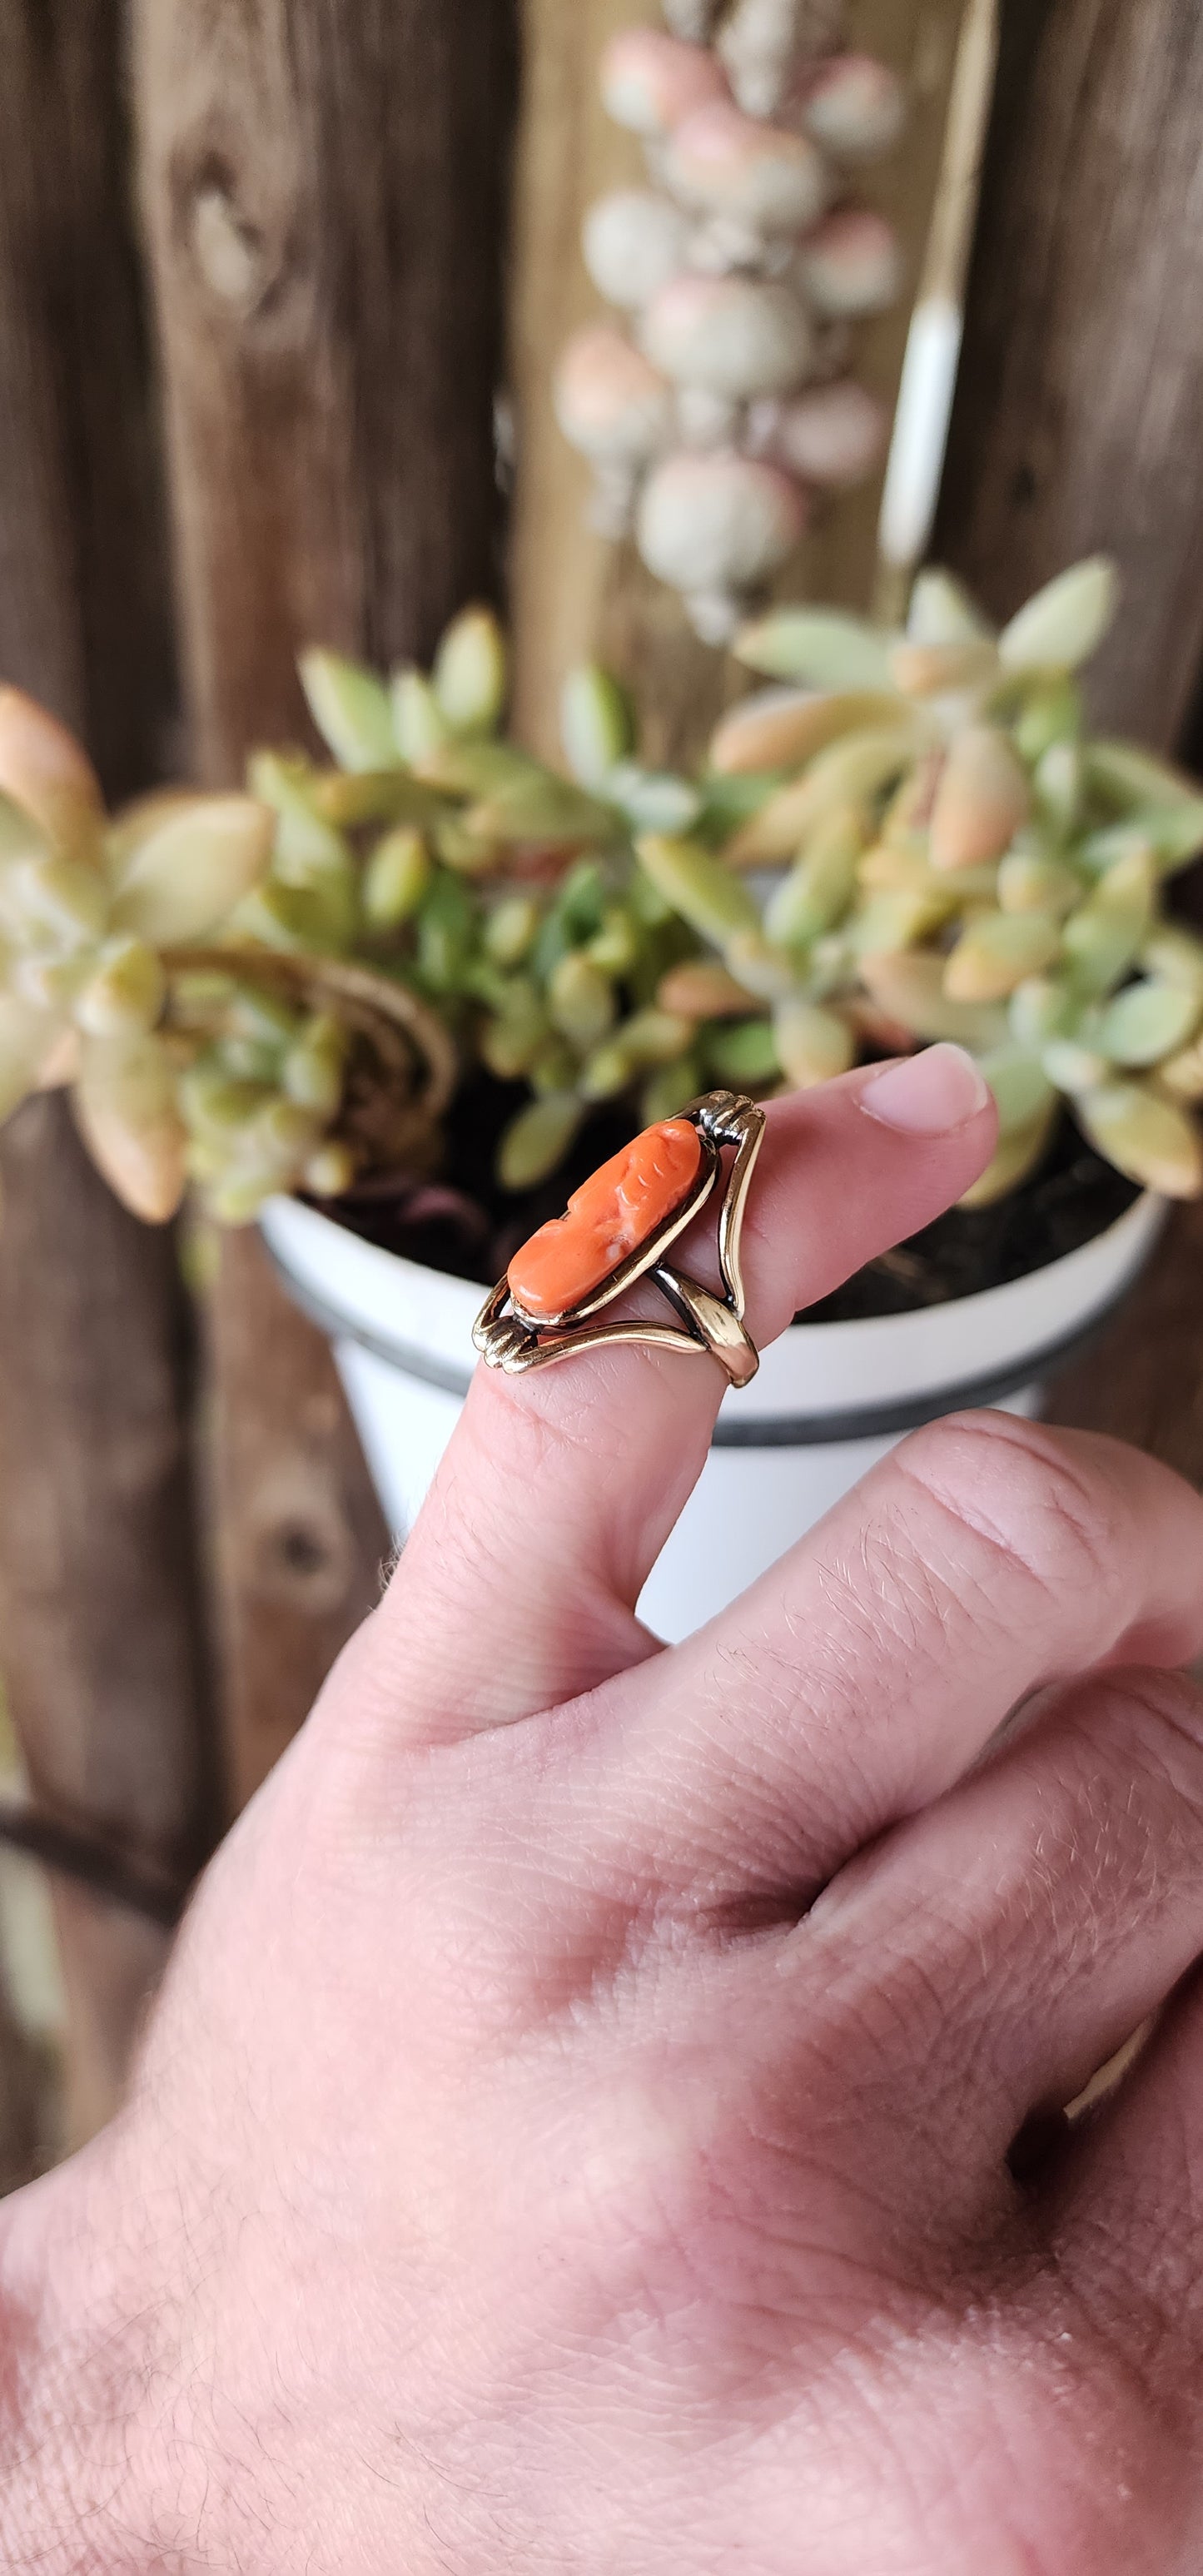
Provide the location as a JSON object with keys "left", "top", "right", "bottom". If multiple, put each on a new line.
{"left": 168, "top": 947, "right": 458, "bottom": 1119}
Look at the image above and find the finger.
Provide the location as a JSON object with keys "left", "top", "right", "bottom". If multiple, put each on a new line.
{"left": 1054, "top": 1951, "right": 1203, "bottom": 2354}
{"left": 794, "top": 1664, "right": 1203, "bottom": 2168}
{"left": 364, "top": 1048, "right": 997, "bottom": 1730}
{"left": 579, "top": 1415, "right": 1203, "bottom": 1907}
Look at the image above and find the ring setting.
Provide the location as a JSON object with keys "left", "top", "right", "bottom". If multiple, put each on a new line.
{"left": 473, "top": 1089, "right": 765, "bottom": 1384}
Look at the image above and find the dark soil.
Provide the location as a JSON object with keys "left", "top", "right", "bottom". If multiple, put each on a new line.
{"left": 805, "top": 1117, "right": 1137, "bottom": 1320}
{"left": 328, "top": 1073, "right": 1140, "bottom": 1323}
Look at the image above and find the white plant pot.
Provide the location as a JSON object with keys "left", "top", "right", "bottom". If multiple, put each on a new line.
{"left": 261, "top": 1188, "right": 1164, "bottom": 1643}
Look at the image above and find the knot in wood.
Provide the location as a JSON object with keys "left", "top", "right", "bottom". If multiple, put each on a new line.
{"left": 244, "top": 1460, "right": 355, "bottom": 1616}
{"left": 190, "top": 180, "right": 272, "bottom": 314}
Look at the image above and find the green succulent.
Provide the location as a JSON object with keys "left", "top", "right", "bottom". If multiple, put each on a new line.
{"left": 252, "top": 616, "right": 710, "bottom": 1193}
{"left": 0, "top": 564, "right": 1199, "bottom": 1227}
{"left": 0, "top": 687, "right": 452, "bottom": 1223}
{"left": 632, "top": 559, "right": 1203, "bottom": 1204}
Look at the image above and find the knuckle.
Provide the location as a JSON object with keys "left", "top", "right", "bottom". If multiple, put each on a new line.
{"left": 894, "top": 1410, "right": 1125, "bottom": 1606}
{"left": 1087, "top": 1665, "right": 1203, "bottom": 1816}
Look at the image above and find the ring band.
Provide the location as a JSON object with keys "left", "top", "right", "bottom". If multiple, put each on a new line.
{"left": 473, "top": 1089, "right": 765, "bottom": 1384}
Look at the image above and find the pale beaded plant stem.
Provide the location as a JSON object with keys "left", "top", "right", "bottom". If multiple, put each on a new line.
{"left": 556, "top": 0, "right": 908, "bottom": 642}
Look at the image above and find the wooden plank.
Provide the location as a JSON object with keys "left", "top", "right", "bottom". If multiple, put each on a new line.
{"left": 1044, "top": 1202, "right": 1203, "bottom": 1476}
{"left": 206, "top": 1231, "right": 393, "bottom": 1815}
{"left": 934, "top": 0, "right": 1203, "bottom": 1489}
{"left": 509, "top": 0, "right": 970, "bottom": 764}
{"left": 0, "top": 0, "right": 216, "bottom": 2142}
{"left": 935, "top": 0, "right": 1203, "bottom": 748}
{"left": 132, "top": 0, "right": 518, "bottom": 1798}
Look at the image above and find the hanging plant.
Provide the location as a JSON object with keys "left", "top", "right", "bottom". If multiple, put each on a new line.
{"left": 556, "top": 1, "right": 906, "bottom": 642}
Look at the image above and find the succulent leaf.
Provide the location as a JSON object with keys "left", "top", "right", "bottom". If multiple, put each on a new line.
{"left": 1160, "top": 1038, "right": 1203, "bottom": 1102}
{"left": 1139, "top": 924, "right": 1203, "bottom": 996}
{"left": 733, "top": 608, "right": 895, "bottom": 690}
{"left": 74, "top": 936, "right": 166, "bottom": 1039}
{"left": 640, "top": 1056, "right": 703, "bottom": 1123}
{"left": 708, "top": 688, "right": 903, "bottom": 777}
{"left": 1012, "top": 679, "right": 1083, "bottom": 765}
{"left": 111, "top": 797, "right": 274, "bottom": 946}
{"left": 1096, "top": 977, "right": 1201, "bottom": 1068}
{"left": 1081, "top": 806, "right": 1203, "bottom": 875}
{"left": 728, "top": 727, "right": 915, "bottom": 864}
{"left": 772, "top": 995, "right": 854, "bottom": 1087}
{"left": 390, "top": 668, "right": 454, "bottom": 766}
{"left": 705, "top": 1016, "right": 780, "bottom": 1085}
{"left": 299, "top": 651, "right": 400, "bottom": 773}
{"left": 0, "top": 851, "right": 107, "bottom": 954}
{"left": 722, "top": 928, "right": 796, "bottom": 1002}
{"left": 1009, "top": 975, "right": 1077, "bottom": 1046}
{"left": 976, "top": 1042, "right": 1056, "bottom": 1138}
{"left": 1086, "top": 740, "right": 1201, "bottom": 813}
{"left": 604, "top": 762, "right": 702, "bottom": 834}
{"left": 656, "top": 958, "right": 758, "bottom": 1018}
{"left": 1075, "top": 1078, "right": 1203, "bottom": 1198}
{"left": 636, "top": 832, "right": 761, "bottom": 947}
{"left": 74, "top": 1029, "right": 188, "bottom": 1223}
{"left": 485, "top": 894, "right": 540, "bottom": 968}
{"left": 247, "top": 753, "right": 350, "bottom": 872}
{"left": 1041, "top": 1037, "right": 1111, "bottom": 1096}
{"left": 1060, "top": 846, "right": 1154, "bottom": 995}
{"left": 362, "top": 827, "right": 431, "bottom": 930}
{"left": 997, "top": 558, "right": 1117, "bottom": 673}
{"left": 560, "top": 664, "right": 635, "bottom": 786}
{"left": 853, "top": 888, "right": 950, "bottom": 956}
{"left": 858, "top": 951, "right": 1009, "bottom": 1050}
{"left": 586, "top": 906, "right": 639, "bottom": 975}
{"left": 548, "top": 951, "right": 617, "bottom": 1047}
{"left": 497, "top": 1092, "right": 584, "bottom": 1191}
{"left": 957, "top": 1106, "right": 1057, "bottom": 1207}
{"left": 906, "top": 569, "right": 993, "bottom": 649}
{"left": 432, "top": 607, "right": 507, "bottom": 735}
{"left": 465, "top": 766, "right": 615, "bottom": 848}
{"left": 889, "top": 639, "right": 998, "bottom": 699}
{"left": 614, "top": 1005, "right": 695, "bottom": 1066}
{"left": 0, "top": 689, "right": 103, "bottom": 857}
{"left": 281, "top": 1014, "right": 347, "bottom": 1117}
{"left": 997, "top": 849, "right": 1081, "bottom": 917}
{"left": 303, "top": 1141, "right": 358, "bottom": 1199}
{"left": 764, "top": 803, "right": 862, "bottom": 945}
{"left": 1031, "top": 739, "right": 1083, "bottom": 836}
{"left": 0, "top": 996, "right": 63, "bottom": 1118}
{"left": 929, "top": 725, "right": 1030, "bottom": 872}
{"left": 943, "top": 910, "right": 1061, "bottom": 1002}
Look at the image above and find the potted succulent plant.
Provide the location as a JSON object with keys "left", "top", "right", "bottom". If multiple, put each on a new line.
{"left": 0, "top": 560, "right": 1198, "bottom": 1637}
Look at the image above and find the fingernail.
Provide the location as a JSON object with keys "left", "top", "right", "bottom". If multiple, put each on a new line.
{"left": 859, "top": 1042, "right": 992, "bottom": 1135}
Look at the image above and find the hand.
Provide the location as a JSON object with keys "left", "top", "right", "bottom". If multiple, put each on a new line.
{"left": 6, "top": 1045, "right": 1203, "bottom": 2575}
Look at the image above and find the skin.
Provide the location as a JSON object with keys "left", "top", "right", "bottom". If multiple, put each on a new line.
{"left": 3, "top": 1059, "right": 1203, "bottom": 2571}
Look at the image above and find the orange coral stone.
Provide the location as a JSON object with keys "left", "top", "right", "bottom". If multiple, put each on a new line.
{"left": 508, "top": 1116, "right": 703, "bottom": 1323}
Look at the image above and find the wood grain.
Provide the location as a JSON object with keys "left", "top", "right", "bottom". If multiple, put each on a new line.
{"left": 1044, "top": 1202, "right": 1203, "bottom": 1476}
{"left": 935, "top": 0, "right": 1203, "bottom": 1490}
{"left": 132, "top": 0, "right": 517, "bottom": 1796}
{"left": 509, "top": 0, "right": 970, "bottom": 764}
{"left": 206, "top": 1230, "right": 393, "bottom": 1813}
{"left": 0, "top": 0, "right": 214, "bottom": 2142}
{"left": 935, "top": 0, "right": 1203, "bottom": 748}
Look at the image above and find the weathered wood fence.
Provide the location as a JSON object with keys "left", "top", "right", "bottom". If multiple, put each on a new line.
{"left": 0, "top": 0, "right": 1199, "bottom": 2169}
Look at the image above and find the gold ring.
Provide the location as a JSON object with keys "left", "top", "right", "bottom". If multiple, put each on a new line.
{"left": 473, "top": 1090, "right": 764, "bottom": 1385}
